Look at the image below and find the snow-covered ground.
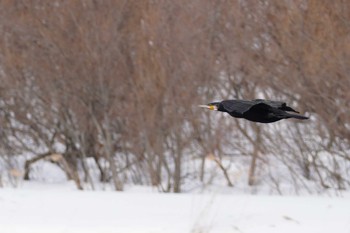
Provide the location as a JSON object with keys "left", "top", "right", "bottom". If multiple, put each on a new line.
{"left": 0, "top": 182, "right": 350, "bottom": 233}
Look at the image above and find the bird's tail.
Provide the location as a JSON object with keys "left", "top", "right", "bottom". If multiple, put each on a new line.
{"left": 283, "top": 112, "right": 309, "bottom": 120}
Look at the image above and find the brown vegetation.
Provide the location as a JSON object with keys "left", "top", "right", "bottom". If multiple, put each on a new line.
{"left": 0, "top": 0, "right": 349, "bottom": 192}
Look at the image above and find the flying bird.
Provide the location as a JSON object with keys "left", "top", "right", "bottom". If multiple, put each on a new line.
{"left": 199, "top": 99, "right": 309, "bottom": 123}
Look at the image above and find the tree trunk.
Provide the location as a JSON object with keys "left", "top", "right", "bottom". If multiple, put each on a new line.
{"left": 213, "top": 156, "right": 234, "bottom": 187}
{"left": 248, "top": 126, "right": 261, "bottom": 186}
{"left": 173, "top": 135, "right": 182, "bottom": 193}
{"left": 24, "top": 152, "right": 52, "bottom": 180}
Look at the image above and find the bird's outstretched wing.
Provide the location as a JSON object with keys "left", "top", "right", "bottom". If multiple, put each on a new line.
{"left": 220, "top": 100, "right": 256, "bottom": 116}
{"left": 253, "top": 99, "right": 299, "bottom": 113}
{"left": 249, "top": 102, "right": 308, "bottom": 119}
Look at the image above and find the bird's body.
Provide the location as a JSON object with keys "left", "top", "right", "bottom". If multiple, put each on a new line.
{"left": 199, "top": 99, "right": 308, "bottom": 123}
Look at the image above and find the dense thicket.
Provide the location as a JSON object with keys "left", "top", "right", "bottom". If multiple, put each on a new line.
{"left": 0, "top": 0, "right": 349, "bottom": 193}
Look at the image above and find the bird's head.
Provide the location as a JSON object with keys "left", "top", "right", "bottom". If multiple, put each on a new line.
{"left": 198, "top": 102, "right": 220, "bottom": 111}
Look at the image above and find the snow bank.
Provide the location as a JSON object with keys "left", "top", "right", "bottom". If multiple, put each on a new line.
{"left": 0, "top": 183, "right": 349, "bottom": 233}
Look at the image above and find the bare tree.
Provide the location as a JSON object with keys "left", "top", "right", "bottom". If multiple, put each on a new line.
{"left": 0, "top": 0, "right": 349, "bottom": 193}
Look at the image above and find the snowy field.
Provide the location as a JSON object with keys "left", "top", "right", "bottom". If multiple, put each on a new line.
{"left": 0, "top": 182, "right": 350, "bottom": 233}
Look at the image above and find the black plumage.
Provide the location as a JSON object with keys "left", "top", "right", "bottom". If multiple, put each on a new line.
{"left": 199, "top": 99, "right": 309, "bottom": 123}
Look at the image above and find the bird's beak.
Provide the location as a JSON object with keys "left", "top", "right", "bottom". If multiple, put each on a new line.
{"left": 198, "top": 104, "right": 217, "bottom": 111}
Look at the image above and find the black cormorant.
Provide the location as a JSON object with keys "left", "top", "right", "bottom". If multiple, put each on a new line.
{"left": 199, "top": 99, "right": 309, "bottom": 123}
